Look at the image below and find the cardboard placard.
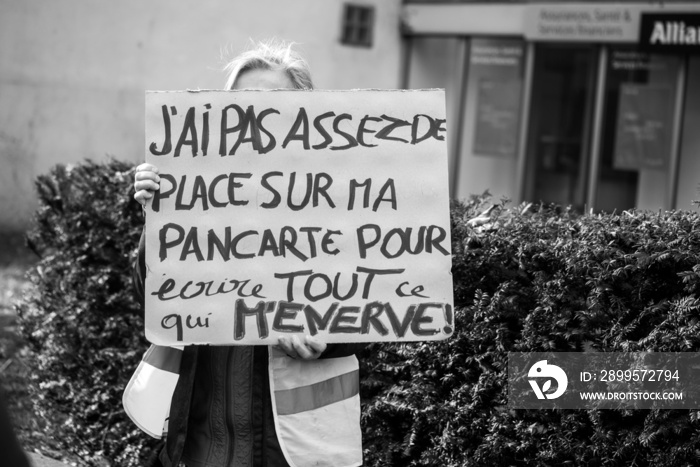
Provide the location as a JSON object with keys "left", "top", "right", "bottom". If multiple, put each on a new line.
{"left": 144, "top": 89, "right": 453, "bottom": 345}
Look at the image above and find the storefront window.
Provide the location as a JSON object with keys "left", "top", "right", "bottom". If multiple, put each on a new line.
{"left": 594, "top": 49, "right": 682, "bottom": 212}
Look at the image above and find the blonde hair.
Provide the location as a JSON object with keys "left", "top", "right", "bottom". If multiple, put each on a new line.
{"left": 223, "top": 39, "right": 314, "bottom": 90}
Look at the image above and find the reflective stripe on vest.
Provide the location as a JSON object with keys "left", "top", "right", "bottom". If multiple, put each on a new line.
{"left": 269, "top": 348, "right": 363, "bottom": 467}
{"left": 122, "top": 345, "right": 183, "bottom": 439}
{"left": 275, "top": 369, "right": 359, "bottom": 415}
{"left": 143, "top": 344, "right": 183, "bottom": 373}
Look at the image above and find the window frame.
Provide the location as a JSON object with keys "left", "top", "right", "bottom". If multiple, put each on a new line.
{"left": 340, "top": 3, "right": 375, "bottom": 48}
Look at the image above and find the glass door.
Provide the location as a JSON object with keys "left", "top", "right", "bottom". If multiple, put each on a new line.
{"left": 524, "top": 44, "right": 598, "bottom": 211}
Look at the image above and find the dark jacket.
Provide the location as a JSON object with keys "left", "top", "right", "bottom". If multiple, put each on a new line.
{"left": 133, "top": 232, "right": 365, "bottom": 467}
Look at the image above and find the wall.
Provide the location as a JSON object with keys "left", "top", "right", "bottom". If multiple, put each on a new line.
{"left": 0, "top": 0, "right": 402, "bottom": 231}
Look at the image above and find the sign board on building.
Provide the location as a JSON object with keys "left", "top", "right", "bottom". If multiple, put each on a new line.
{"left": 143, "top": 89, "right": 454, "bottom": 346}
{"left": 640, "top": 13, "right": 700, "bottom": 53}
{"left": 525, "top": 4, "right": 641, "bottom": 42}
{"left": 404, "top": 3, "right": 700, "bottom": 43}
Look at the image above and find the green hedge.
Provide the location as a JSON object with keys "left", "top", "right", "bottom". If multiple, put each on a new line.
{"left": 16, "top": 160, "right": 700, "bottom": 466}
{"left": 360, "top": 198, "right": 700, "bottom": 466}
{"left": 17, "top": 160, "right": 157, "bottom": 466}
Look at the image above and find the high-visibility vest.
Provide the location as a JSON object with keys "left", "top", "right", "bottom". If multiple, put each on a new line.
{"left": 123, "top": 345, "right": 363, "bottom": 467}
{"left": 268, "top": 347, "right": 362, "bottom": 467}
{"left": 122, "top": 344, "right": 183, "bottom": 438}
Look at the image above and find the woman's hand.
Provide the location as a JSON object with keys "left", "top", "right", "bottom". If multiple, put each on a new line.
{"left": 134, "top": 163, "right": 161, "bottom": 206}
{"left": 277, "top": 335, "right": 326, "bottom": 360}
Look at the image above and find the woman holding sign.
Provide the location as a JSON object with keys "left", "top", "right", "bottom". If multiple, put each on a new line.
{"left": 127, "top": 40, "right": 365, "bottom": 467}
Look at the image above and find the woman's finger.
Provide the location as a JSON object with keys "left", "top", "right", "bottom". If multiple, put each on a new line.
{"left": 134, "top": 180, "right": 160, "bottom": 192}
{"left": 134, "top": 171, "right": 161, "bottom": 182}
{"left": 134, "top": 190, "right": 154, "bottom": 205}
{"left": 278, "top": 336, "right": 299, "bottom": 359}
{"left": 291, "top": 335, "right": 315, "bottom": 359}
{"left": 304, "top": 335, "right": 326, "bottom": 356}
{"left": 136, "top": 163, "right": 159, "bottom": 173}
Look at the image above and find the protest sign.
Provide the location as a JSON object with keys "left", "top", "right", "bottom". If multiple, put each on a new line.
{"left": 144, "top": 89, "right": 453, "bottom": 345}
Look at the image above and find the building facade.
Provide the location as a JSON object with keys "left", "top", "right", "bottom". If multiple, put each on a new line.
{"left": 0, "top": 0, "right": 403, "bottom": 231}
{"left": 2, "top": 0, "right": 699, "bottom": 231}
{"left": 403, "top": 1, "right": 700, "bottom": 212}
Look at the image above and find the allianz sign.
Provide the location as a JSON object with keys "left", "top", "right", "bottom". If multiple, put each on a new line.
{"left": 641, "top": 13, "right": 700, "bottom": 52}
